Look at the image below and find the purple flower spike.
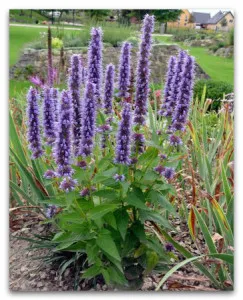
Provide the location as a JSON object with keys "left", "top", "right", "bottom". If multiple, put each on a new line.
{"left": 154, "top": 165, "right": 165, "bottom": 175}
{"left": 43, "top": 170, "right": 57, "bottom": 179}
{"left": 159, "top": 56, "right": 177, "bottom": 116}
{"left": 134, "top": 14, "right": 154, "bottom": 125}
{"left": 115, "top": 102, "right": 132, "bottom": 165}
{"left": 104, "top": 64, "right": 115, "bottom": 114}
{"left": 118, "top": 42, "right": 131, "bottom": 98}
{"left": 87, "top": 27, "right": 103, "bottom": 106}
{"left": 82, "top": 67, "right": 88, "bottom": 85}
{"left": 77, "top": 160, "right": 87, "bottom": 170}
{"left": 59, "top": 177, "right": 78, "bottom": 193}
{"left": 50, "top": 88, "right": 59, "bottom": 123}
{"left": 68, "top": 54, "right": 83, "bottom": 156}
{"left": 26, "top": 87, "right": 43, "bottom": 159}
{"left": 54, "top": 90, "right": 73, "bottom": 177}
{"left": 79, "top": 82, "right": 97, "bottom": 157}
{"left": 132, "top": 133, "right": 145, "bottom": 154}
{"left": 165, "top": 243, "right": 174, "bottom": 252}
{"left": 46, "top": 205, "right": 57, "bottom": 218}
{"left": 43, "top": 86, "right": 56, "bottom": 145}
{"left": 167, "top": 51, "right": 188, "bottom": 118}
{"left": 171, "top": 55, "right": 195, "bottom": 132}
{"left": 113, "top": 174, "right": 126, "bottom": 182}
{"left": 163, "top": 167, "right": 175, "bottom": 180}
{"left": 160, "top": 154, "right": 167, "bottom": 161}
{"left": 80, "top": 186, "right": 96, "bottom": 197}
{"left": 169, "top": 135, "right": 183, "bottom": 146}
{"left": 29, "top": 75, "right": 45, "bottom": 88}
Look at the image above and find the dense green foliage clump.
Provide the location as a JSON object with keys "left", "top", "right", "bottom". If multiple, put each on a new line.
{"left": 194, "top": 79, "right": 233, "bottom": 110}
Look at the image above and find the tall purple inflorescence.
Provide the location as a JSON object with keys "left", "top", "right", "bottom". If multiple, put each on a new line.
{"left": 115, "top": 102, "right": 132, "bottom": 165}
{"left": 159, "top": 56, "right": 177, "bottom": 116}
{"left": 104, "top": 63, "right": 115, "bottom": 114}
{"left": 166, "top": 50, "right": 187, "bottom": 118}
{"left": 79, "top": 82, "right": 97, "bottom": 157}
{"left": 50, "top": 88, "right": 59, "bottom": 123}
{"left": 27, "top": 87, "right": 43, "bottom": 159}
{"left": 43, "top": 86, "right": 56, "bottom": 145}
{"left": 68, "top": 54, "right": 83, "bottom": 156}
{"left": 171, "top": 54, "right": 195, "bottom": 132}
{"left": 54, "top": 90, "right": 73, "bottom": 177}
{"left": 47, "top": 26, "right": 54, "bottom": 87}
{"left": 87, "top": 27, "right": 103, "bottom": 106}
{"left": 118, "top": 42, "right": 131, "bottom": 98}
{"left": 134, "top": 14, "right": 154, "bottom": 125}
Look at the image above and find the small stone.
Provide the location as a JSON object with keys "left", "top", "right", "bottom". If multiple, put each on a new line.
{"left": 40, "top": 272, "right": 46, "bottom": 279}
{"left": 38, "top": 226, "right": 45, "bottom": 232}
{"left": 20, "top": 266, "right": 26, "bottom": 273}
{"left": 37, "top": 282, "right": 44, "bottom": 288}
{"left": 30, "top": 281, "right": 37, "bottom": 287}
{"left": 59, "top": 281, "right": 64, "bottom": 287}
{"left": 42, "top": 287, "right": 48, "bottom": 291}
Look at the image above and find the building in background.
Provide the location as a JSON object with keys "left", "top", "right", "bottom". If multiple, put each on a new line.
{"left": 205, "top": 11, "right": 234, "bottom": 31}
{"left": 167, "top": 9, "right": 234, "bottom": 31}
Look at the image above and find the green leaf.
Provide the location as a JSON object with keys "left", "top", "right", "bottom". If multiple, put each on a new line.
{"left": 88, "top": 203, "right": 118, "bottom": 220}
{"left": 93, "top": 189, "right": 118, "bottom": 201}
{"left": 126, "top": 188, "right": 148, "bottom": 210}
{"left": 145, "top": 250, "right": 159, "bottom": 275}
{"left": 148, "top": 190, "right": 177, "bottom": 216}
{"left": 131, "top": 221, "right": 147, "bottom": 242}
{"left": 114, "top": 208, "right": 129, "bottom": 240}
{"left": 221, "top": 163, "right": 232, "bottom": 205}
{"left": 107, "top": 266, "right": 127, "bottom": 285}
{"left": 155, "top": 253, "right": 234, "bottom": 291}
{"left": 96, "top": 229, "right": 121, "bottom": 261}
{"left": 103, "top": 212, "right": 117, "bottom": 230}
{"left": 82, "top": 265, "right": 102, "bottom": 279}
{"left": 10, "top": 180, "right": 36, "bottom": 205}
{"left": 139, "top": 209, "right": 174, "bottom": 230}
{"left": 9, "top": 111, "right": 28, "bottom": 165}
{"left": 10, "top": 147, "right": 45, "bottom": 201}
{"left": 193, "top": 208, "right": 217, "bottom": 253}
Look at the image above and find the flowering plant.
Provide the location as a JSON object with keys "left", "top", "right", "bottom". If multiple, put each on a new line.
{"left": 13, "top": 15, "right": 226, "bottom": 290}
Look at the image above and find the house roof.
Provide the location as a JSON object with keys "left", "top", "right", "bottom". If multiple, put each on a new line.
{"left": 192, "top": 12, "right": 211, "bottom": 24}
{"left": 206, "top": 11, "right": 233, "bottom": 24}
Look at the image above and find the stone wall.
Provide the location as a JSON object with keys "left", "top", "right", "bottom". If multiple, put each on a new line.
{"left": 10, "top": 45, "right": 210, "bottom": 84}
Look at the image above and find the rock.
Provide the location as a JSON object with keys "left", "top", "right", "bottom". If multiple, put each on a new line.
{"left": 214, "top": 46, "right": 234, "bottom": 58}
{"left": 141, "top": 278, "right": 154, "bottom": 290}
{"left": 9, "top": 45, "right": 210, "bottom": 82}
{"left": 40, "top": 272, "right": 47, "bottom": 279}
{"left": 20, "top": 266, "right": 26, "bottom": 273}
{"left": 37, "top": 282, "right": 44, "bottom": 288}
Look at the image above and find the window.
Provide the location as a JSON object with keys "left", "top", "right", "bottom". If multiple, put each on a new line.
{"left": 229, "top": 19, "right": 233, "bottom": 23}
{"left": 185, "top": 16, "right": 188, "bottom": 22}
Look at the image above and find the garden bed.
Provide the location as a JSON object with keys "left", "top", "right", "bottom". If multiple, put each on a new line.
{"left": 9, "top": 211, "right": 218, "bottom": 292}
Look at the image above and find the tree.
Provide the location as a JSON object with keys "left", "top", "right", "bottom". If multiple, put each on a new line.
{"left": 117, "top": 9, "right": 181, "bottom": 31}
{"left": 152, "top": 10, "right": 182, "bottom": 32}
{"left": 85, "top": 10, "right": 111, "bottom": 21}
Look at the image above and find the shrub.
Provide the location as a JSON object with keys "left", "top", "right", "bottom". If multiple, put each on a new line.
{"left": 194, "top": 79, "right": 234, "bottom": 110}
{"left": 228, "top": 28, "right": 234, "bottom": 46}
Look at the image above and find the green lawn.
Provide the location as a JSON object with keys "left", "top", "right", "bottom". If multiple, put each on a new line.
{"left": 153, "top": 35, "right": 234, "bottom": 85}
{"left": 9, "top": 26, "right": 47, "bottom": 66}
